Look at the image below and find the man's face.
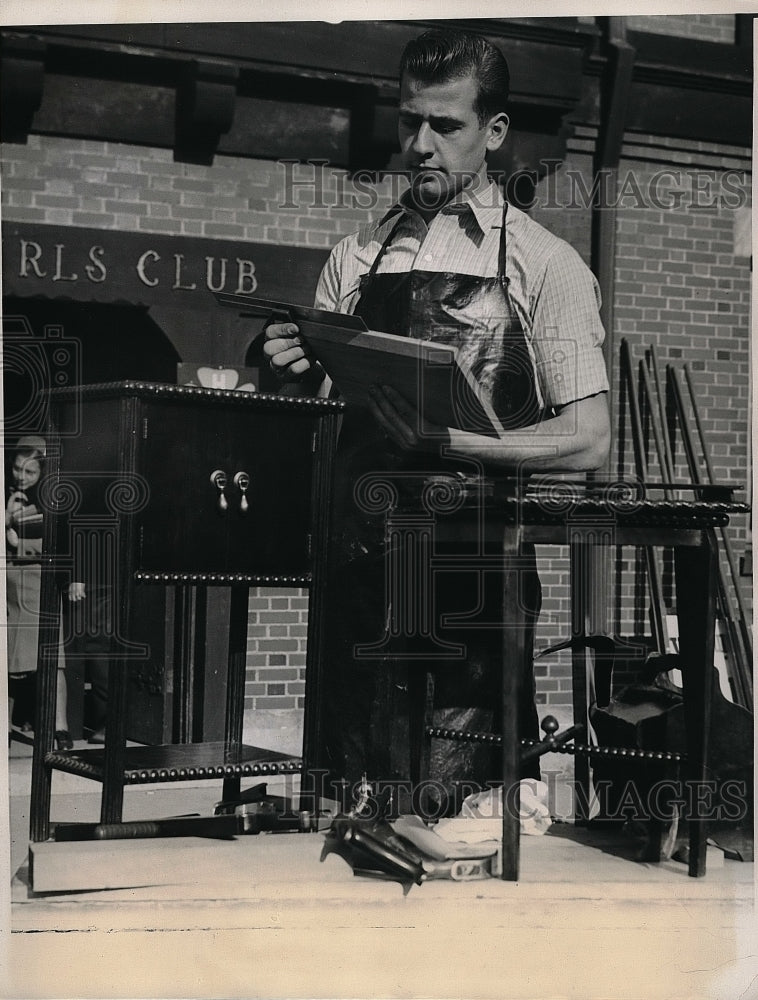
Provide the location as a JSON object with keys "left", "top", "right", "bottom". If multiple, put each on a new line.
{"left": 398, "top": 72, "right": 507, "bottom": 209}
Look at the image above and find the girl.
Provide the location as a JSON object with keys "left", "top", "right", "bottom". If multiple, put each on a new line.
{"left": 6, "top": 435, "right": 71, "bottom": 749}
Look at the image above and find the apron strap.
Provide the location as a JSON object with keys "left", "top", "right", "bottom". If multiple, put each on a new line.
{"left": 366, "top": 213, "right": 408, "bottom": 281}
{"left": 497, "top": 200, "right": 509, "bottom": 291}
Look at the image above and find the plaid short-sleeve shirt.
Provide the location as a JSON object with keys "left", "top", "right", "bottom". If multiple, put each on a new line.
{"left": 315, "top": 181, "right": 609, "bottom": 412}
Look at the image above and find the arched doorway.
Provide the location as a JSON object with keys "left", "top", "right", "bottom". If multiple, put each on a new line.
{"left": 3, "top": 297, "right": 181, "bottom": 439}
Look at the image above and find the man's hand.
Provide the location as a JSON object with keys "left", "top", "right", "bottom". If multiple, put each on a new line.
{"left": 368, "top": 385, "right": 450, "bottom": 453}
{"left": 68, "top": 582, "right": 86, "bottom": 602}
{"left": 262, "top": 322, "right": 314, "bottom": 380}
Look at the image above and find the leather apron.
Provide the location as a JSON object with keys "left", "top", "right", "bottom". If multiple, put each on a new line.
{"left": 318, "top": 202, "right": 542, "bottom": 804}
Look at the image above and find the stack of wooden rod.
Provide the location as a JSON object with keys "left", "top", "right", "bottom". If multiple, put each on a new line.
{"left": 617, "top": 338, "right": 753, "bottom": 711}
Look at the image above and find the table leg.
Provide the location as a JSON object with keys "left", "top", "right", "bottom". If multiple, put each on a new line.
{"left": 673, "top": 529, "right": 718, "bottom": 877}
{"left": 173, "top": 585, "right": 207, "bottom": 744}
{"left": 500, "top": 524, "right": 524, "bottom": 880}
{"left": 408, "top": 669, "right": 434, "bottom": 788}
{"left": 569, "top": 536, "right": 592, "bottom": 823}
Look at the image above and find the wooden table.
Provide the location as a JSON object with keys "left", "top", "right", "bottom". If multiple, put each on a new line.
{"left": 353, "top": 473, "right": 748, "bottom": 880}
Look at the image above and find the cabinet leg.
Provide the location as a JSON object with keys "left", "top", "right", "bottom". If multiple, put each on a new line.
{"left": 224, "top": 585, "right": 249, "bottom": 750}
{"left": 30, "top": 575, "right": 62, "bottom": 843}
{"left": 100, "top": 658, "right": 129, "bottom": 825}
{"left": 222, "top": 776, "right": 242, "bottom": 804}
{"left": 29, "top": 647, "right": 57, "bottom": 842}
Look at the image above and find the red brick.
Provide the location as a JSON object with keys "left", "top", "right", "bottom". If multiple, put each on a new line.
{"left": 256, "top": 640, "right": 299, "bottom": 652}
{"left": 259, "top": 668, "right": 298, "bottom": 681}
{"left": 262, "top": 696, "right": 297, "bottom": 709}
{"left": 259, "top": 611, "right": 300, "bottom": 624}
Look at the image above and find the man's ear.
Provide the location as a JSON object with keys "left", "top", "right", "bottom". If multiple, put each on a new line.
{"left": 486, "top": 112, "right": 509, "bottom": 152}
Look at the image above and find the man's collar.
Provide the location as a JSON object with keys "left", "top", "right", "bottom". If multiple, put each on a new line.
{"left": 380, "top": 178, "right": 505, "bottom": 233}
{"left": 452, "top": 179, "right": 505, "bottom": 233}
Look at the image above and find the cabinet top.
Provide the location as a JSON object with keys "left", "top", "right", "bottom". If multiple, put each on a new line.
{"left": 44, "top": 380, "right": 345, "bottom": 413}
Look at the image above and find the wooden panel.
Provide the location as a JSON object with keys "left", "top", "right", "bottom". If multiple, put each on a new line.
{"left": 4, "top": 20, "right": 752, "bottom": 155}
{"left": 0, "top": 35, "right": 46, "bottom": 143}
{"left": 25, "top": 20, "right": 590, "bottom": 102}
{"left": 628, "top": 28, "right": 751, "bottom": 82}
{"left": 56, "top": 397, "right": 123, "bottom": 497}
{"left": 125, "top": 586, "right": 173, "bottom": 744}
{"left": 219, "top": 94, "right": 350, "bottom": 162}
{"left": 33, "top": 72, "right": 355, "bottom": 163}
{"left": 33, "top": 73, "right": 175, "bottom": 145}
{"left": 625, "top": 80, "right": 752, "bottom": 146}
{"left": 137, "top": 398, "right": 316, "bottom": 576}
{"left": 6, "top": 19, "right": 590, "bottom": 171}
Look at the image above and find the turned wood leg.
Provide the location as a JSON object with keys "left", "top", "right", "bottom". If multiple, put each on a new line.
{"left": 29, "top": 568, "right": 61, "bottom": 842}
{"left": 500, "top": 524, "right": 525, "bottom": 880}
{"left": 221, "top": 584, "right": 250, "bottom": 806}
{"left": 673, "top": 529, "right": 718, "bottom": 877}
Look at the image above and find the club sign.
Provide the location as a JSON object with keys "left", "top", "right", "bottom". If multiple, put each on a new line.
{"left": 2, "top": 222, "right": 329, "bottom": 307}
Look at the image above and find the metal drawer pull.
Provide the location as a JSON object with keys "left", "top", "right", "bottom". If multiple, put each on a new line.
{"left": 210, "top": 469, "right": 228, "bottom": 512}
{"left": 234, "top": 471, "right": 250, "bottom": 514}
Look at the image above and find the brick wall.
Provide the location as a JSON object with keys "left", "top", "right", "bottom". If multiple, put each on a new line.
{"left": 1, "top": 121, "right": 752, "bottom": 709}
{"left": 0, "top": 135, "right": 398, "bottom": 712}
{"left": 529, "top": 150, "right": 594, "bottom": 700}
{"left": 505, "top": 130, "right": 751, "bottom": 698}
{"left": 577, "top": 14, "right": 737, "bottom": 44}
{"left": 611, "top": 136, "right": 752, "bottom": 646}
{"left": 0, "top": 136, "right": 398, "bottom": 242}
{"left": 247, "top": 589, "right": 309, "bottom": 710}
{"left": 626, "top": 14, "right": 736, "bottom": 44}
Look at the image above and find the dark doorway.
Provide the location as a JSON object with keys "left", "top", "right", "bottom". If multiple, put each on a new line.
{"left": 3, "top": 297, "right": 182, "bottom": 744}
{"left": 3, "top": 297, "right": 181, "bottom": 438}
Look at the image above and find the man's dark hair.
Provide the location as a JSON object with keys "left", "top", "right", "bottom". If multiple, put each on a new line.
{"left": 400, "top": 28, "right": 510, "bottom": 125}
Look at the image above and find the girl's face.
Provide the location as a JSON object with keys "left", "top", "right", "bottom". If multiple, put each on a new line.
{"left": 12, "top": 454, "right": 41, "bottom": 491}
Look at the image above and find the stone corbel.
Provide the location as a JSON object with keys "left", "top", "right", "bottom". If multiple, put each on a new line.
{"left": 174, "top": 58, "right": 239, "bottom": 166}
{"left": 0, "top": 35, "right": 46, "bottom": 144}
{"left": 348, "top": 86, "right": 400, "bottom": 174}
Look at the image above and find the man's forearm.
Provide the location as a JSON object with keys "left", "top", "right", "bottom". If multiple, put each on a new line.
{"left": 445, "top": 394, "right": 610, "bottom": 472}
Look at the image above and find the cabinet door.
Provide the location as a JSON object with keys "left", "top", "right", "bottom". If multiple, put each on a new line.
{"left": 224, "top": 406, "right": 316, "bottom": 576}
{"left": 137, "top": 398, "right": 316, "bottom": 576}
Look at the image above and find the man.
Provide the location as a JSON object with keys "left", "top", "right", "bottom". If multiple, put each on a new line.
{"left": 265, "top": 28, "right": 610, "bottom": 809}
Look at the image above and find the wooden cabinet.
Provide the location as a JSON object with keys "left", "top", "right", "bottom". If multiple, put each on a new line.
{"left": 31, "top": 381, "right": 342, "bottom": 840}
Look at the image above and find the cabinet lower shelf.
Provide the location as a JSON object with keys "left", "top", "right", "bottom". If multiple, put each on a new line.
{"left": 44, "top": 742, "right": 302, "bottom": 784}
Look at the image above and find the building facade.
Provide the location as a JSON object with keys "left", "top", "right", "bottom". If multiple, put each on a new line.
{"left": 1, "top": 16, "right": 752, "bottom": 727}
